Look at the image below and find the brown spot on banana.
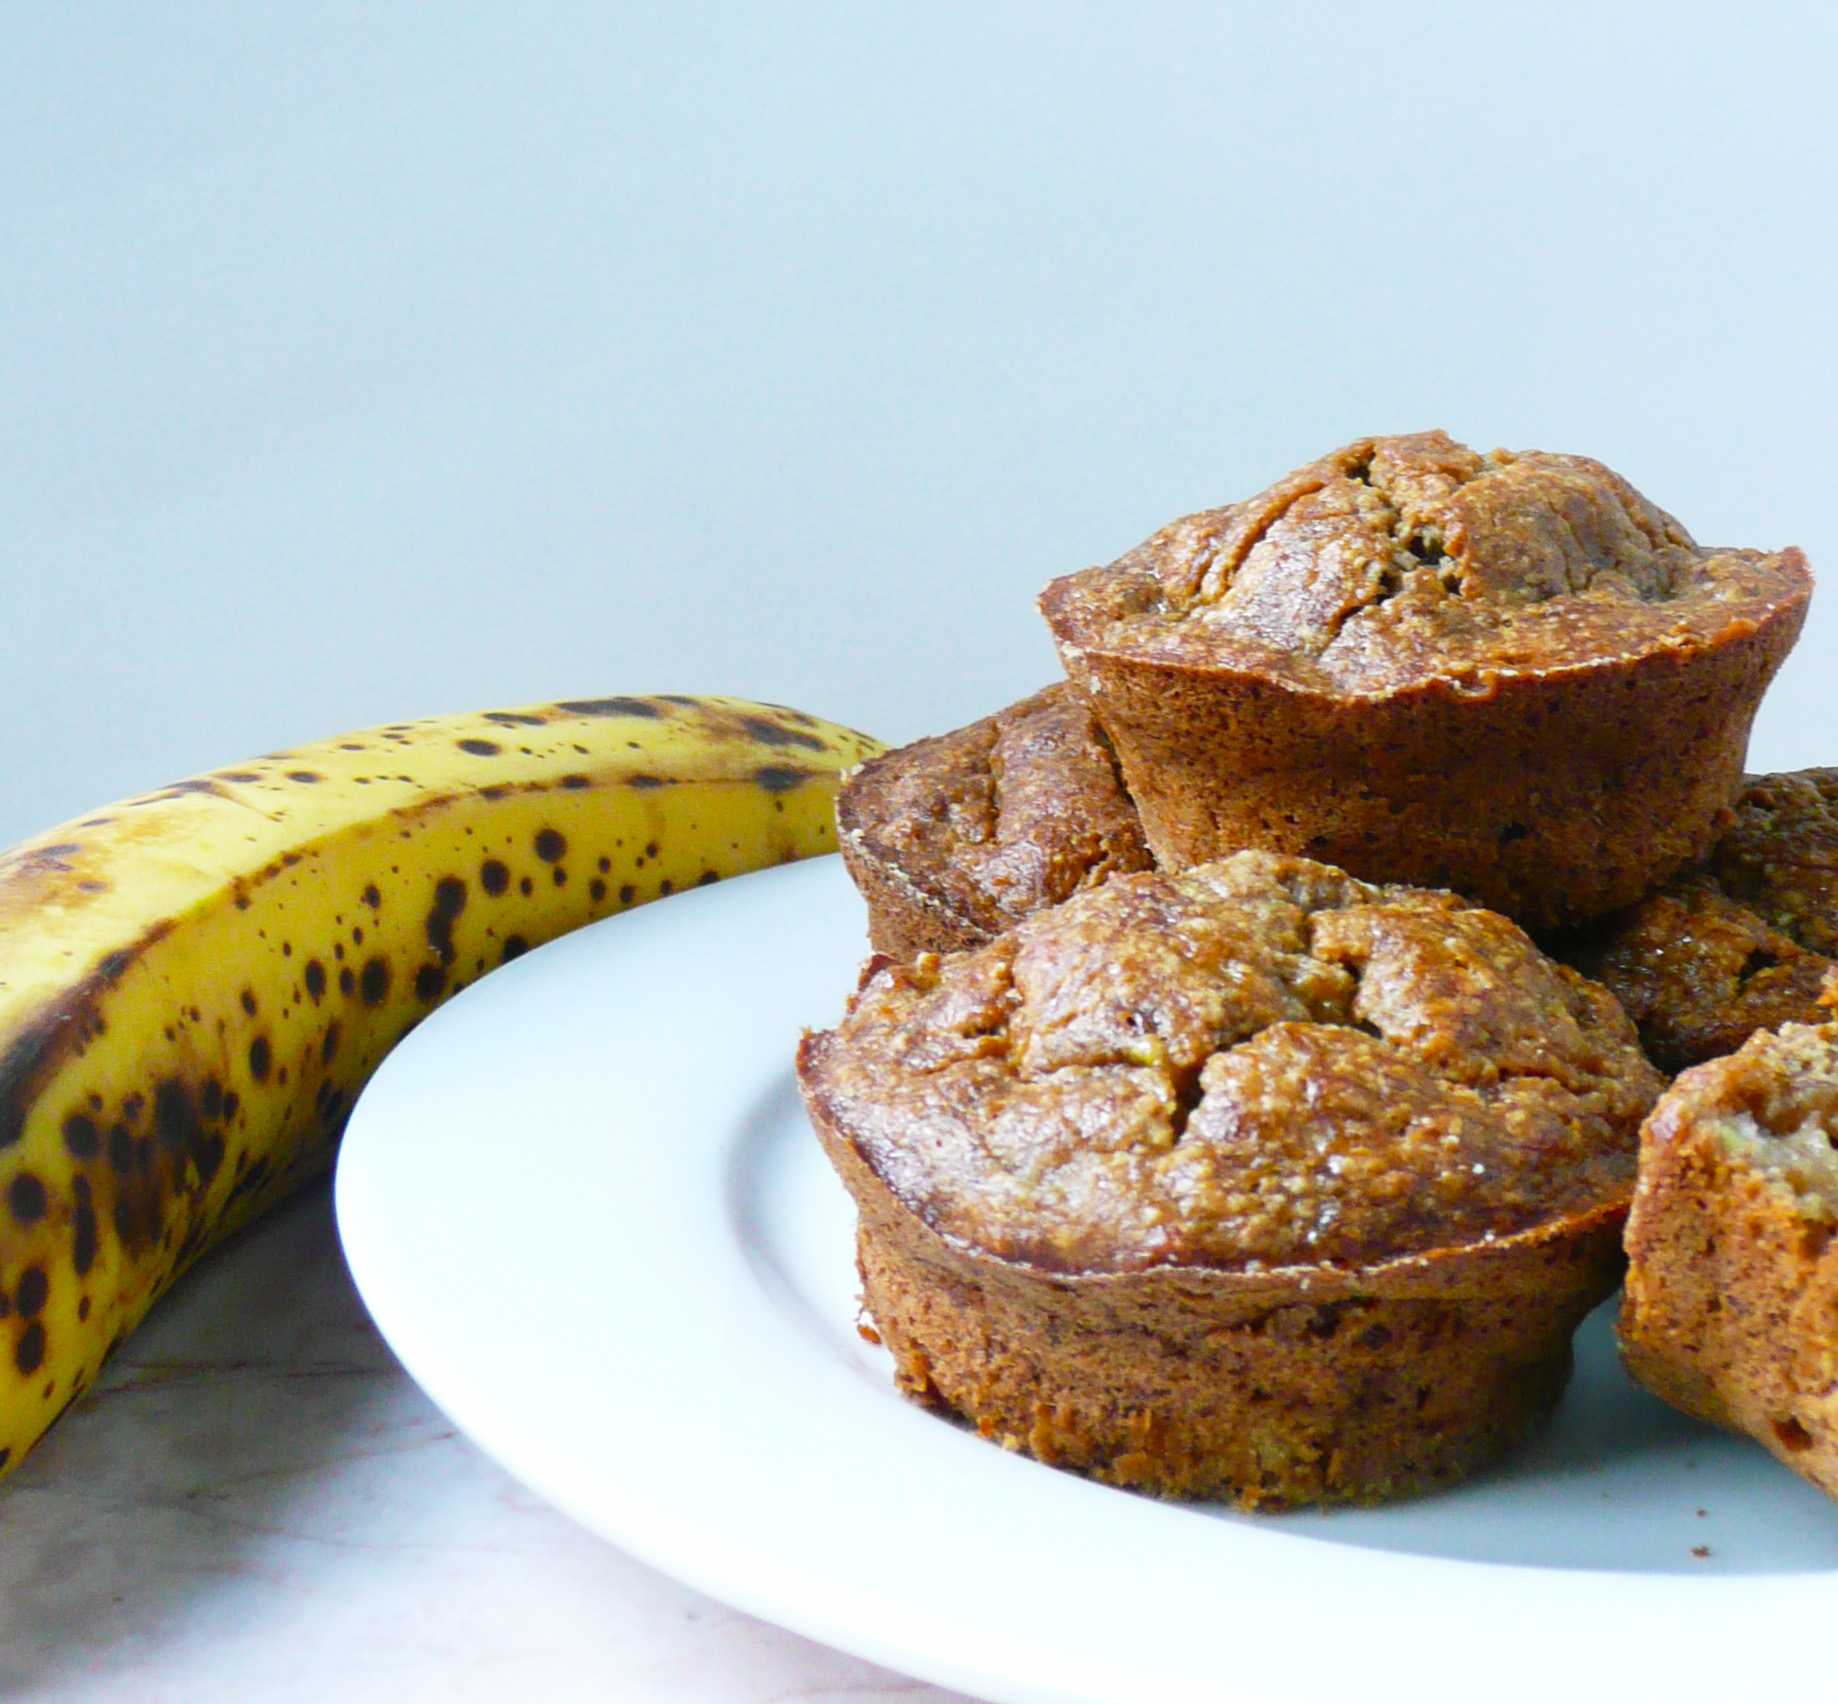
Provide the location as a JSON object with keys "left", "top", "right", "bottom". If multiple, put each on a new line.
{"left": 0, "top": 695, "right": 882, "bottom": 1476}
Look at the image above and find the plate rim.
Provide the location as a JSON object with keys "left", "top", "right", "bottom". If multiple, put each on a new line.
{"left": 335, "top": 854, "right": 1838, "bottom": 1704}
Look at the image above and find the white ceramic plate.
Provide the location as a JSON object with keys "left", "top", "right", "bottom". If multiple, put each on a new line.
{"left": 336, "top": 855, "right": 1838, "bottom": 1704}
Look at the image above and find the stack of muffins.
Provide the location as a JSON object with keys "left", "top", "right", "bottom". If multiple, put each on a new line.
{"left": 798, "top": 431, "right": 1838, "bottom": 1508}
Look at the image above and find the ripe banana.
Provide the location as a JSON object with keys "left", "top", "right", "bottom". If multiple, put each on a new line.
{"left": 0, "top": 694, "right": 882, "bottom": 1475}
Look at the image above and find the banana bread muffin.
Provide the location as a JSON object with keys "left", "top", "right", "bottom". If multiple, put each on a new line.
{"left": 837, "top": 685, "right": 1151, "bottom": 960}
{"left": 1620, "top": 1021, "right": 1838, "bottom": 1499}
{"left": 1039, "top": 432, "right": 1811, "bottom": 929}
{"left": 800, "top": 851, "right": 1662, "bottom": 1507}
{"left": 1553, "top": 770, "right": 1838, "bottom": 1072}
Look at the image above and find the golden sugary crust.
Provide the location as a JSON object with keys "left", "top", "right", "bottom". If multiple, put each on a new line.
{"left": 806, "top": 852, "right": 1657, "bottom": 1276}
{"left": 1039, "top": 432, "right": 1811, "bottom": 929}
{"left": 1620, "top": 1023, "right": 1838, "bottom": 1497}
{"left": 1044, "top": 432, "right": 1800, "bottom": 694}
{"left": 1551, "top": 770, "right": 1838, "bottom": 1072}
{"left": 836, "top": 685, "right": 1151, "bottom": 959}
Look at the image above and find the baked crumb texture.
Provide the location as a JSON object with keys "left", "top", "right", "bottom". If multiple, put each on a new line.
{"left": 837, "top": 684, "right": 1151, "bottom": 959}
{"left": 801, "top": 852, "right": 1660, "bottom": 1506}
{"left": 1040, "top": 431, "right": 1810, "bottom": 929}
{"left": 1622, "top": 1022, "right": 1838, "bottom": 1498}
{"left": 1551, "top": 769, "right": 1838, "bottom": 1072}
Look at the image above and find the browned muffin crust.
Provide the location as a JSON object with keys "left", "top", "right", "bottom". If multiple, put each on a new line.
{"left": 813, "top": 855, "right": 1651, "bottom": 1272}
{"left": 1552, "top": 770, "right": 1838, "bottom": 1072}
{"left": 1620, "top": 1022, "right": 1838, "bottom": 1499}
{"left": 837, "top": 685, "right": 1151, "bottom": 960}
{"left": 801, "top": 851, "right": 1661, "bottom": 1505}
{"left": 838, "top": 1133, "right": 1627, "bottom": 1509}
{"left": 1707, "top": 768, "right": 1838, "bottom": 953}
{"left": 1045, "top": 434, "right": 1792, "bottom": 692}
{"left": 1040, "top": 432, "right": 1811, "bottom": 928}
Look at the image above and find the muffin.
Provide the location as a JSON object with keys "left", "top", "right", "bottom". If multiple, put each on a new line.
{"left": 800, "top": 852, "right": 1662, "bottom": 1507}
{"left": 1040, "top": 432, "right": 1811, "bottom": 929}
{"left": 1552, "top": 770, "right": 1838, "bottom": 1072}
{"left": 1620, "top": 1020, "right": 1838, "bottom": 1498}
{"left": 837, "top": 684, "right": 1151, "bottom": 960}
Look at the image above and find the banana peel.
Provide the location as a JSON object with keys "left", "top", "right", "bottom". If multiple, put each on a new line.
{"left": 0, "top": 693, "right": 882, "bottom": 1474}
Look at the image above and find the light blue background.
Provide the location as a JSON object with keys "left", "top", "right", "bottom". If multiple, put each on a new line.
{"left": 6, "top": 3, "right": 1835, "bottom": 844}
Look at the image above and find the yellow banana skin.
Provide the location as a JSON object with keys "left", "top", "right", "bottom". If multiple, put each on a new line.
{"left": 0, "top": 693, "right": 882, "bottom": 1475}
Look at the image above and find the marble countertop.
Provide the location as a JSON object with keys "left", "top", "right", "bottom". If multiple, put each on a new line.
{"left": 0, "top": 1182, "right": 972, "bottom": 1704}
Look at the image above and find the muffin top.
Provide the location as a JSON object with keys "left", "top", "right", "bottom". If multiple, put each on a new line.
{"left": 1041, "top": 432, "right": 1810, "bottom": 697}
{"left": 837, "top": 685, "right": 1150, "bottom": 939}
{"left": 1708, "top": 769, "right": 1838, "bottom": 955}
{"left": 1554, "top": 770, "right": 1838, "bottom": 1072}
{"left": 1644, "top": 1021, "right": 1838, "bottom": 1223}
{"left": 802, "top": 851, "right": 1660, "bottom": 1276}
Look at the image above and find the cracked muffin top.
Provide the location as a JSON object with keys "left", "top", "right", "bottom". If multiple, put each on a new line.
{"left": 1041, "top": 431, "right": 1810, "bottom": 697}
{"left": 1554, "top": 770, "right": 1838, "bottom": 1073}
{"left": 801, "top": 851, "right": 1662, "bottom": 1276}
{"left": 837, "top": 684, "right": 1150, "bottom": 940}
